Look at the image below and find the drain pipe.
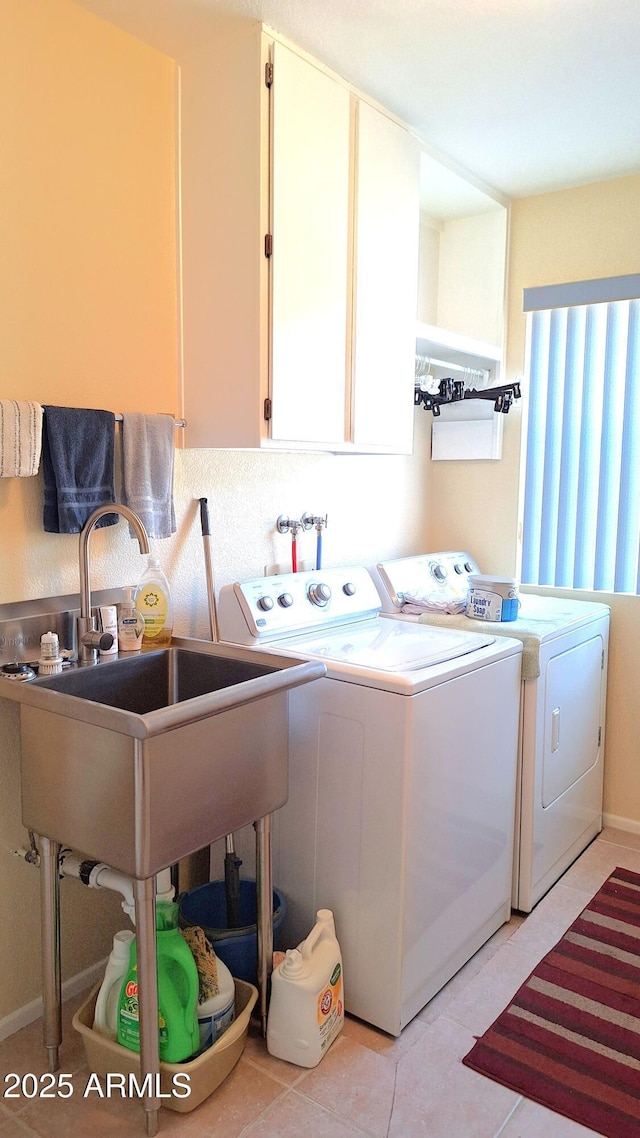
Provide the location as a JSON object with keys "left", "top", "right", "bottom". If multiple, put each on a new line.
{"left": 13, "top": 839, "right": 175, "bottom": 925}
{"left": 57, "top": 851, "right": 174, "bottom": 925}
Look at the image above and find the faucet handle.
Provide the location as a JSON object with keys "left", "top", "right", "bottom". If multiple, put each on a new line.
{"left": 81, "top": 630, "right": 114, "bottom": 653}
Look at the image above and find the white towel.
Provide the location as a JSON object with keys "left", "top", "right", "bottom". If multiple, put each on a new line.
{"left": 121, "top": 413, "right": 176, "bottom": 539}
{"left": 0, "top": 401, "right": 43, "bottom": 477}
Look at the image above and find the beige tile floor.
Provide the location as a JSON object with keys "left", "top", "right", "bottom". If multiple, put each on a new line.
{"left": 1, "top": 825, "right": 639, "bottom": 1138}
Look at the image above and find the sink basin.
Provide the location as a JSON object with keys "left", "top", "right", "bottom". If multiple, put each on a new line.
{"left": 1, "top": 638, "right": 325, "bottom": 877}
{"left": 36, "top": 646, "right": 282, "bottom": 716}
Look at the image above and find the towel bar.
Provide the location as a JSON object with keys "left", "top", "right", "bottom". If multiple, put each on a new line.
{"left": 114, "top": 415, "right": 186, "bottom": 427}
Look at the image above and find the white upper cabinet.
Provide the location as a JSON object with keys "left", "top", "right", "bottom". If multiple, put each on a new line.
{"left": 352, "top": 101, "right": 420, "bottom": 451}
{"left": 269, "top": 42, "right": 351, "bottom": 446}
{"left": 179, "top": 26, "right": 420, "bottom": 452}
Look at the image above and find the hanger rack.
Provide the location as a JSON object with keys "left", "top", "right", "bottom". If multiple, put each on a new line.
{"left": 415, "top": 378, "right": 521, "bottom": 416}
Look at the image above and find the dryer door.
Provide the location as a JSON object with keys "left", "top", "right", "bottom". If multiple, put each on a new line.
{"left": 542, "top": 634, "right": 604, "bottom": 807}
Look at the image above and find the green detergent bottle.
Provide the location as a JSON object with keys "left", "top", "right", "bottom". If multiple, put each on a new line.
{"left": 117, "top": 900, "right": 200, "bottom": 1063}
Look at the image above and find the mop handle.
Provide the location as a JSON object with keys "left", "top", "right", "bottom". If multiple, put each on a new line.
{"left": 199, "top": 497, "right": 219, "bottom": 642}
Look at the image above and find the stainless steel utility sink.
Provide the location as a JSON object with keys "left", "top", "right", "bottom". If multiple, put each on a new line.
{"left": 2, "top": 638, "right": 325, "bottom": 878}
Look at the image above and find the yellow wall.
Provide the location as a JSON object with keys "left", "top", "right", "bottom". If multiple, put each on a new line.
{"left": 0, "top": 0, "right": 429, "bottom": 1028}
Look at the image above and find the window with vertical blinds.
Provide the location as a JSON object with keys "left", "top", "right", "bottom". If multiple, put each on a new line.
{"left": 521, "top": 274, "right": 640, "bottom": 594}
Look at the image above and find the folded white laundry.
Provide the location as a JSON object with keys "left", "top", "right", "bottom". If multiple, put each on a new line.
{"left": 401, "top": 592, "right": 467, "bottom": 615}
{"left": 0, "top": 400, "right": 43, "bottom": 478}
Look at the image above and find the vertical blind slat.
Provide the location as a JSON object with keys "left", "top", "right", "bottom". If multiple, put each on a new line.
{"left": 555, "top": 306, "right": 585, "bottom": 586}
{"left": 521, "top": 310, "right": 548, "bottom": 583}
{"left": 573, "top": 305, "right": 605, "bottom": 587}
{"left": 593, "top": 303, "right": 627, "bottom": 590}
{"left": 615, "top": 299, "right": 640, "bottom": 592}
{"left": 538, "top": 308, "right": 566, "bottom": 585}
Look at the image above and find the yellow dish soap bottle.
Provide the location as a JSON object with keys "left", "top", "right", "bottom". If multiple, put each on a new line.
{"left": 135, "top": 555, "right": 174, "bottom": 647}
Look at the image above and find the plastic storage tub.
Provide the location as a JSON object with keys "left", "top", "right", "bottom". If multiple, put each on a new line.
{"left": 72, "top": 978, "right": 257, "bottom": 1113}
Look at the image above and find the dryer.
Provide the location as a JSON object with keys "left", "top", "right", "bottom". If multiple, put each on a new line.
{"left": 372, "top": 552, "right": 610, "bottom": 912}
{"left": 218, "top": 566, "right": 522, "bottom": 1035}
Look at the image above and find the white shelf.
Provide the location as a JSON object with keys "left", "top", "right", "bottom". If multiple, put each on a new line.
{"left": 416, "top": 322, "right": 502, "bottom": 375}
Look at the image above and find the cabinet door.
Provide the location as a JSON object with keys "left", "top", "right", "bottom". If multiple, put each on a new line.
{"left": 351, "top": 102, "right": 420, "bottom": 453}
{"left": 270, "top": 42, "right": 351, "bottom": 445}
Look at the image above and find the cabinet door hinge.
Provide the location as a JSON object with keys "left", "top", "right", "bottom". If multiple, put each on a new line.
{"left": 264, "top": 397, "right": 272, "bottom": 421}
{"left": 602, "top": 649, "right": 605, "bottom": 670}
{"left": 265, "top": 61, "right": 274, "bottom": 88}
{"left": 264, "top": 233, "right": 273, "bottom": 258}
{"left": 598, "top": 726, "right": 602, "bottom": 747}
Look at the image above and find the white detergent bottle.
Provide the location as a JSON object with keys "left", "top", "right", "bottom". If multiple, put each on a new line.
{"left": 266, "top": 908, "right": 344, "bottom": 1067}
{"left": 93, "top": 929, "right": 135, "bottom": 1040}
{"left": 196, "top": 953, "right": 236, "bottom": 1052}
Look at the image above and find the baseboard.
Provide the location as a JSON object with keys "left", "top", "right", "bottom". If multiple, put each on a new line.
{"left": 602, "top": 812, "right": 640, "bottom": 837}
{"left": 0, "top": 956, "right": 107, "bottom": 1043}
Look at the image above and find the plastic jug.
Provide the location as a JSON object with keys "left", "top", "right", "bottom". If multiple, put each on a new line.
{"left": 196, "top": 954, "right": 235, "bottom": 1052}
{"left": 117, "top": 901, "right": 199, "bottom": 1063}
{"left": 181, "top": 924, "right": 236, "bottom": 1052}
{"left": 266, "top": 908, "right": 344, "bottom": 1067}
{"left": 93, "top": 929, "right": 135, "bottom": 1040}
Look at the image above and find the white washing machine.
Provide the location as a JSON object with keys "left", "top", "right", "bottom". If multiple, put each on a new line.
{"left": 371, "top": 552, "right": 610, "bottom": 912}
{"left": 218, "top": 566, "right": 522, "bottom": 1036}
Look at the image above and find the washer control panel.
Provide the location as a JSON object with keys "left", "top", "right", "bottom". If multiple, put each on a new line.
{"left": 217, "top": 566, "right": 381, "bottom": 644}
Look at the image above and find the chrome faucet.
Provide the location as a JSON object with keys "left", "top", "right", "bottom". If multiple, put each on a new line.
{"left": 78, "top": 504, "right": 150, "bottom": 665}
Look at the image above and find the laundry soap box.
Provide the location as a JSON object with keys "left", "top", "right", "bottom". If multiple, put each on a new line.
{"left": 466, "top": 574, "right": 520, "bottom": 622}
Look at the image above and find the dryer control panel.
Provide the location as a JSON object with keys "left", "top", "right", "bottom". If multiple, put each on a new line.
{"left": 372, "top": 551, "right": 480, "bottom": 610}
{"left": 218, "top": 566, "right": 382, "bottom": 644}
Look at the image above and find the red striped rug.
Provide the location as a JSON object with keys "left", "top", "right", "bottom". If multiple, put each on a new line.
{"left": 462, "top": 867, "right": 640, "bottom": 1137}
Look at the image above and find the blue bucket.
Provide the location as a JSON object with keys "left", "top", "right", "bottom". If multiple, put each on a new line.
{"left": 178, "top": 879, "right": 286, "bottom": 985}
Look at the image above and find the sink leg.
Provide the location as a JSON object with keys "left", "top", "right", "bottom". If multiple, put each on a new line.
{"left": 254, "top": 815, "right": 273, "bottom": 1038}
{"left": 134, "top": 878, "right": 160, "bottom": 1137}
{"left": 39, "top": 837, "right": 62, "bottom": 1072}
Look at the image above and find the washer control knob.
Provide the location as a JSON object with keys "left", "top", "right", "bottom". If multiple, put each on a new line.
{"left": 464, "top": 561, "right": 474, "bottom": 573}
{"left": 308, "top": 582, "right": 332, "bottom": 607}
{"left": 257, "top": 595, "right": 274, "bottom": 612}
{"left": 432, "top": 563, "right": 447, "bottom": 582}
{"left": 343, "top": 581, "right": 356, "bottom": 596}
{"left": 278, "top": 592, "right": 293, "bottom": 608}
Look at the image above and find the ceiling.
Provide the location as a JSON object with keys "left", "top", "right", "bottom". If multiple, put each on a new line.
{"left": 75, "top": 0, "right": 640, "bottom": 201}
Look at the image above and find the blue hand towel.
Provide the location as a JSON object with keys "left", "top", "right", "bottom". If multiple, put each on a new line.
{"left": 42, "top": 406, "right": 118, "bottom": 534}
{"left": 121, "top": 413, "right": 176, "bottom": 539}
